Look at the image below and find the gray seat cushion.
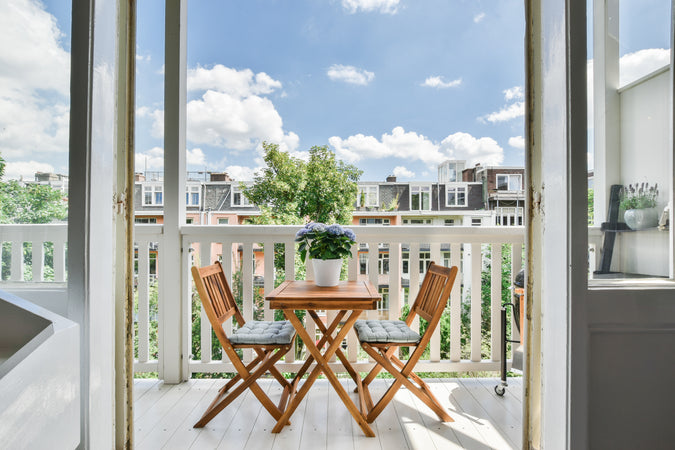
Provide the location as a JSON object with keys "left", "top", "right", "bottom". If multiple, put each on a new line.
{"left": 354, "top": 320, "right": 421, "bottom": 344}
{"left": 228, "top": 320, "right": 295, "bottom": 345}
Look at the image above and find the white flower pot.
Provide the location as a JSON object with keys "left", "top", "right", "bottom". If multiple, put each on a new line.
{"left": 312, "top": 258, "right": 342, "bottom": 287}
{"left": 624, "top": 207, "right": 658, "bottom": 230}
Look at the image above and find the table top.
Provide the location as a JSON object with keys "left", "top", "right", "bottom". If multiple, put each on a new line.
{"left": 265, "top": 280, "right": 380, "bottom": 310}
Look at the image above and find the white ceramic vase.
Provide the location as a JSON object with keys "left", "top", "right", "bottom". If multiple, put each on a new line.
{"left": 624, "top": 207, "right": 658, "bottom": 230}
{"left": 312, "top": 258, "right": 342, "bottom": 287}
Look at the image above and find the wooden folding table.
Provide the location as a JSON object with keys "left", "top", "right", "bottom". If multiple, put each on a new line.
{"left": 265, "top": 280, "right": 380, "bottom": 437}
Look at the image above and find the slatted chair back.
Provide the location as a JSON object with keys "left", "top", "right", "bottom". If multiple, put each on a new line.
{"left": 407, "top": 263, "right": 458, "bottom": 331}
{"left": 192, "top": 262, "right": 246, "bottom": 341}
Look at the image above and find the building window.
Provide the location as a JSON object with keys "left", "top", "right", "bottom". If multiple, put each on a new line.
{"left": 419, "top": 251, "right": 431, "bottom": 274}
{"left": 357, "top": 185, "right": 379, "bottom": 207}
{"left": 378, "top": 287, "right": 389, "bottom": 318}
{"left": 442, "top": 251, "right": 451, "bottom": 268}
{"left": 142, "top": 184, "right": 163, "bottom": 206}
{"left": 135, "top": 217, "right": 157, "bottom": 224}
{"left": 445, "top": 184, "right": 467, "bottom": 206}
{"left": 444, "top": 219, "right": 455, "bottom": 226}
{"left": 403, "top": 219, "right": 432, "bottom": 225}
{"left": 471, "top": 217, "right": 482, "bottom": 226}
{"left": 186, "top": 218, "right": 194, "bottom": 224}
{"left": 217, "top": 218, "right": 229, "bottom": 225}
{"left": 410, "top": 185, "right": 431, "bottom": 210}
{"left": 378, "top": 252, "right": 389, "bottom": 275}
{"left": 359, "top": 253, "right": 368, "bottom": 275}
{"left": 231, "top": 185, "right": 251, "bottom": 206}
{"left": 496, "top": 174, "right": 522, "bottom": 191}
{"left": 402, "top": 251, "right": 409, "bottom": 274}
{"left": 359, "top": 218, "right": 390, "bottom": 225}
{"left": 186, "top": 185, "right": 200, "bottom": 206}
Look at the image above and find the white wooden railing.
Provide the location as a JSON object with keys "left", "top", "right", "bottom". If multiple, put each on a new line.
{"left": 0, "top": 224, "right": 526, "bottom": 377}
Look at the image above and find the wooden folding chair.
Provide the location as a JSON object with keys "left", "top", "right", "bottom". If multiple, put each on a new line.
{"left": 191, "top": 262, "right": 297, "bottom": 428}
{"left": 354, "top": 262, "right": 458, "bottom": 423}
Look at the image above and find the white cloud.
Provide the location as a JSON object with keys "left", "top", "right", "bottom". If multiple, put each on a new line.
{"left": 225, "top": 165, "right": 258, "bottom": 181}
{"left": 0, "top": 0, "right": 70, "bottom": 165}
{"left": 326, "top": 64, "right": 375, "bottom": 86}
{"left": 341, "top": 0, "right": 400, "bottom": 14}
{"left": 473, "top": 12, "right": 486, "bottom": 23}
{"left": 619, "top": 48, "right": 670, "bottom": 86}
{"left": 481, "top": 101, "right": 525, "bottom": 123}
{"left": 504, "top": 86, "right": 524, "bottom": 101}
{"left": 3, "top": 160, "right": 55, "bottom": 181}
{"left": 142, "top": 65, "right": 299, "bottom": 153}
{"left": 330, "top": 126, "right": 504, "bottom": 168}
{"left": 509, "top": 136, "right": 525, "bottom": 150}
{"left": 188, "top": 64, "right": 282, "bottom": 97}
{"left": 187, "top": 148, "right": 207, "bottom": 166}
{"left": 393, "top": 166, "right": 415, "bottom": 178}
{"left": 330, "top": 126, "right": 439, "bottom": 164}
{"left": 421, "top": 76, "right": 462, "bottom": 89}
{"left": 439, "top": 132, "right": 504, "bottom": 166}
{"left": 135, "top": 147, "right": 165, "bottom": 171}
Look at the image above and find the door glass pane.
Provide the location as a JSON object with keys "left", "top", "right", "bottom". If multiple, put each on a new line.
{"left": 587, "top": 0, "right": 673, "bottom": 281}
{"left": 0, "top": 1, "right": 71, "bottom": 286}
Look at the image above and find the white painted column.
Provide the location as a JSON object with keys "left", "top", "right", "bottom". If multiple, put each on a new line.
{"left": 162, "top": 0, "right": 188, "bottom": 383}
{"left": 68, "top": 0, "right": 119, "bottom": 446}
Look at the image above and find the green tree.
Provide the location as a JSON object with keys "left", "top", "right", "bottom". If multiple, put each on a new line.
{"left": 0, "top": 180, "right": 68, "bottom": 224}
{"left": 243, "top": 142, "right": 361, "bottom": 225}
{"left": 588, "top": 188, "right": 594, "bottom": 225}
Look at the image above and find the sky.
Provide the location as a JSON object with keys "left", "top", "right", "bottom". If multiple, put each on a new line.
{"left": 0, "top": 0, "right": 671, "bottom": 182}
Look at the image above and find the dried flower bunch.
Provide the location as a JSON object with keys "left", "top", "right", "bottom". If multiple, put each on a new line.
{"left": 620, "top": 182, "right": 658, "bottom": 210}
{"left": 295, "top": 222, "right": 357, "bottom": 262}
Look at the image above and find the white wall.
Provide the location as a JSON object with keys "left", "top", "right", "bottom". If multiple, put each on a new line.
{"left": 617, "top": 68, "right": 670, "bottom": 276}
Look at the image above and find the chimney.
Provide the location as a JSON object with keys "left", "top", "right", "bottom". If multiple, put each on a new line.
{"left": 210, "top": 172, "right": 232, "bottom": 182}
{"left": 135, "top": 173, "right": 146, "bottom": 182}
{"left": 386, "top": 175, "right": 397, "bottom": 182}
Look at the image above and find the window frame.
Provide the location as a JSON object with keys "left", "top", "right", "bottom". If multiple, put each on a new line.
{"left": 231, "top": 184, "right": 251, "bottom": 207}
{"left": 357, "top": 185, "right": 379, "bottom": 207}
{"left": 445, "top": 183, "right": 468, "bottom": 207}
{"left": 186, "top": 184, "right": 201, "bottom": 207}
{"left": 142, "top": 183, "right": 164, "bottom": 206}
{"left": 409, "top": 184, "right": 432, "bottom": 211}
{"left": 496, "top": 173, "right": 523, "bottom": 191}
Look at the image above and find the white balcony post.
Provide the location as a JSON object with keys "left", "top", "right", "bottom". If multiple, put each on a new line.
{"left": 162, "top": 0, "right": 187, "bottom": 383}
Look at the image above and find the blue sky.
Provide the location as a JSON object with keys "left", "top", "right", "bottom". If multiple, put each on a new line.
{"left": 0, "top": 0, "right": 671, "bottom": 182}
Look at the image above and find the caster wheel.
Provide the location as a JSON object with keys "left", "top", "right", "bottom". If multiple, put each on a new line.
{"left": 494, "top": 385, "right": 505, "bottom": 396}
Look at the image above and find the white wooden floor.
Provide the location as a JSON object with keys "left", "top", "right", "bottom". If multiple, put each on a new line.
{"left": 134, "top": 376, "right": 522, "bottom": 450}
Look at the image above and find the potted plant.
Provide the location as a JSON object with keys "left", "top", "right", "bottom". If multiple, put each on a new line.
{"left": 295, "top": 222, "right": 357, "bottom": 286}
{"left": 620, "top": 182, "right": 659, "bottom": 230}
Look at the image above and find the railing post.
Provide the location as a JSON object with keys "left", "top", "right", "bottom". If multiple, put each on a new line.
{"left": 161, "top": 0, "right": 188, "bottom": 383}
{"left": 491, "top": 243, "right": 503, "bottom": 361}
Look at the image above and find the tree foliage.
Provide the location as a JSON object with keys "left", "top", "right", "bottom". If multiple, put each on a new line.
{"left": 0, "top": 180, "right": 68, "bottom": 224}
{"left": 243, "top": 142, "right": 361, "bottom": 225}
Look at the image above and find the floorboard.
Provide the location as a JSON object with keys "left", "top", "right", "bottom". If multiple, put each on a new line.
{"left": 134, "top": 377, "right": 522, "bottom": 450}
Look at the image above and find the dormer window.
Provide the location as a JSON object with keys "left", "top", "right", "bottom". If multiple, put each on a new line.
{"left": 231, "top": 185, "right": 251, "bottom": 207}
{"left": 496, "top": 174, "right": 522, "bottom": 191}
{"left": 445, "top": 184, "right": 467, "bottom": 206}
{"left": 357, "top": 185, "right": 379, "bottom": 207}
{"left": 186, "top": 185, "right": 200, "bottom": 206}
{"left": 410, "top": 185, "right": 431, "bottom": 210}
{"left": 142, "top": 184, "right": 163, "bottom": 206}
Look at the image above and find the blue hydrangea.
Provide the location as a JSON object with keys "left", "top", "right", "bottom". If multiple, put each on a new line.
{"left": 310, "top": 223, "right": 326, "bottom": 232}
{"left": 327, "top": 224, "right": 344, "bottom": 235}
{"left": 295, "top": 228, "right": 308, "bottom": 239}
{"left": 343, "top": 228, "right": 356, "bottom": 241}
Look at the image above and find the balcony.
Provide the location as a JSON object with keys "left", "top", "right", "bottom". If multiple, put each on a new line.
{"left": 1, "top": 223, "right": 524, "bottom": 446}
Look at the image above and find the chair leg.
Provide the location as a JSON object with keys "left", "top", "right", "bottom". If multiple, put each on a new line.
{"left": 194, "top": 347, "right": 288, "bottom": 428}
{"left": 361, "top": 343, "right": 453, "bottom": 423}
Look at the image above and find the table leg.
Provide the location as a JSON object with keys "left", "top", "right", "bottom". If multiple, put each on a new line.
{"left": 273, "top": 309, "right": 375, "bottom": 437}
